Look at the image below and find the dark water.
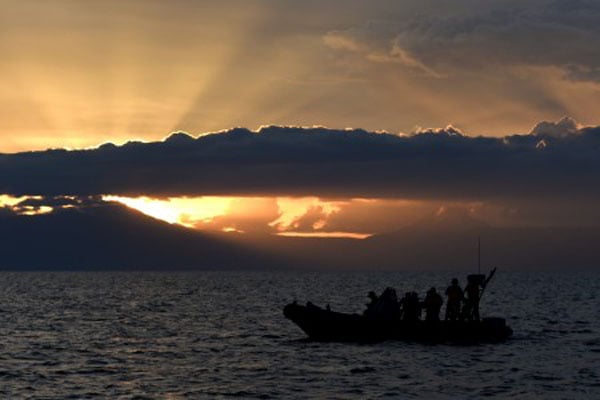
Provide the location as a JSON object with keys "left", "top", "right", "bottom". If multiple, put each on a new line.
{"left": 0, "top": 271, "right": 598, "bottom": 399}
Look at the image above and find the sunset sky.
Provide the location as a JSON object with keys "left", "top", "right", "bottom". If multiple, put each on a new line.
{"left": 2, "top": 0, "right": 600, "bottom": 238}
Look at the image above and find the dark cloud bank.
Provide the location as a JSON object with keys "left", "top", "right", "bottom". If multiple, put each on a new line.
{"left": 1, "top": 118, "right": 599, "bottom": 200}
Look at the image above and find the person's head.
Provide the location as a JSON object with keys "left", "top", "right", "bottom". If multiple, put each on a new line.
{"left": 428, "top": 287, "right": 436, "bottom": 294}
{"left": 451, "top": 278, "right": 458, "bottom": 285}
{"left": 368, "top": 291, "right": 377, "bottom": 299}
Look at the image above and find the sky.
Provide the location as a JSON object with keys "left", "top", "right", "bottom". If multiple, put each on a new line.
{"left": 3, "top": 0, "right": 600, "bottom": 151}
{"left": 2, "top": 0, "right": 600, "bottom": 237}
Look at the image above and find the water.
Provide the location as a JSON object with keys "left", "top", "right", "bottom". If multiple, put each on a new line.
{"left": 0, "top": 270, "right": 598, "bottom": 399}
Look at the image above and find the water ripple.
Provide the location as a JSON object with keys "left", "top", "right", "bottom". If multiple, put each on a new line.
{"left": 0, "top": 270, "right": 597, "bottom": 398}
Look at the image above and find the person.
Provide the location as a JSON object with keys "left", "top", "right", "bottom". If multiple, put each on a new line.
{"left": 463, "top": 275, "right": 483, "bottom": 321}
{"left": 423, "top": 287, "right": 443, "bottom": 322}
{"left": 399, "top": 291, "right": 421, "bottom": 322}
{"left": 445, "top": 278, "right": 463, "bottom": 321}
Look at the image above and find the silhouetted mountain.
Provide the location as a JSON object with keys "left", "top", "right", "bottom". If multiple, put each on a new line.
{"left": 227, "top": 210, "right": 600, "bottom": 270}
{"left": 0, "top": 203, "right": 277, "bottom": 270}
{"left": 359, "top": 209, "right": 600, "bottom": 270}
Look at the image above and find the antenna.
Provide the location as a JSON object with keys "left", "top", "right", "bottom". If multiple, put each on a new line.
{"left": 478, "top": 236, "right": 481, "bottom": 274}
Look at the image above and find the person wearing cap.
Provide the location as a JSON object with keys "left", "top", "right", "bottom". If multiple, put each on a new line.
{"left": 445, "top": 278, "right": 463, "bottom": 321}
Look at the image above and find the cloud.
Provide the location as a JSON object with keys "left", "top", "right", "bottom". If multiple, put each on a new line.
{"left": 530, "top": 116, "right": 581, "bottom": 138}
{"left": 269, "top": 197, "right": 344, "bottom": 232}
{"left": 0, "top": 195, "right": 105, "bottom": 216}
{"left": 324, "top": 1, "right": 600, "bottom": 82}
{"left": 2, "top": 119, "right": 600, "bottom": 201}
{"left": 323, "top": 25, "right": 441, "bottom": 77}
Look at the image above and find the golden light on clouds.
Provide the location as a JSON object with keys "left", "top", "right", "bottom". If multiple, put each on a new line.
{"left": 277, "top": 231, "right": 371, "bottom": 239}
{"left": 0, "top": 195, "right": 52, "bottom": 216}
{"left": 103, "top": 195, "right": 369, "bottom": 237}
{"left": 0, "top": 195, "right": 31, "bottom": 207}
{"left": 268, "top": 197, "right": 345, "bottom": 232}
{"left": 102, "top": 195, "right": 234, "bottom": 228}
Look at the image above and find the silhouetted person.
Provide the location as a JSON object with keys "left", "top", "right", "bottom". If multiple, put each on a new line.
{"left": 445, "top": 278, "right": 463, "bottom": 321}
{"left": 400, "top": 292, "right": 421, "bottom": 322}
{"left": 423, "top": 287, "right": 443, "bottom": 322}
{"left": 463, "top": 275, "right": 483, "bottom": 321}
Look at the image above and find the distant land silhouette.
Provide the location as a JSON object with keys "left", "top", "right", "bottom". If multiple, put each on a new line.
{"left": 1, "top": 203, "right": 598, "bottom": 270}
{"left": 0, "top": 203, "right": 278, "bottom": 270}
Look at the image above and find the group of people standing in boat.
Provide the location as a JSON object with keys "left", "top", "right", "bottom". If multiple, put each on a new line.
{"left": 364, "top": 271, "right": 493, "bottom": 323}
{"left": 445, "top": 275, "right": 485, "bottom": 322}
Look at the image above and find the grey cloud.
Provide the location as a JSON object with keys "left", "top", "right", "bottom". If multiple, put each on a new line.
{"left": 1, "top": 120, "right": 600, "bottom": 200}
{"left": 325, "top": 1, "right": 600, "bottom": 81}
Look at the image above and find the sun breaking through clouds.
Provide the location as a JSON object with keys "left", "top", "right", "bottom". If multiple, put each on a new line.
{"left": 3, "top": 0, "right": 600, "bottom": 152}
{"left": 3, "top": 1, "right": 600, "bottom": 239}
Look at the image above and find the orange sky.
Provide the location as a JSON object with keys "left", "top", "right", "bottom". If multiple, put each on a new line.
{"left": 3, "top": 1, "right": 600, "bottom": 233}
{"left": 2, "top": 1, "right": 600, "bottom": 152}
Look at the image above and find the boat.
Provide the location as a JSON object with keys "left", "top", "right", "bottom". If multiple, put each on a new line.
{"left": 283, "top": 301, "right": 512, "bottom": 343}
{"left": 284, "top": 262, "right": 513, "bottom": 343}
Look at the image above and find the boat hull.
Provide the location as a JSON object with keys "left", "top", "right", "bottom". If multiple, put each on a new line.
{"left": 283, "top": 303, "right": 513, "bottom": 343}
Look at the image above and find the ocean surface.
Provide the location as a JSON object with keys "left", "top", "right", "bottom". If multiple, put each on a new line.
{"left": 0, "top": 270, "right": 598, "bottom": 399}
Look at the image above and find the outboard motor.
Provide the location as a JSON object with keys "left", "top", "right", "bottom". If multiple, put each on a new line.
{"left": 482, "top": 317, "right": 513, "bottom": 340}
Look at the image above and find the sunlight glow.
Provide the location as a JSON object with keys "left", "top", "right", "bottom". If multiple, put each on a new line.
{"left": 0, "top": 195, "right": 54, "bottom": 215}
{"left": 102, "top": 195, "right": 233, "bottom": 228}
{"left": 2, "top": 194, "right": 456, "bottom": 237}
{"left": 269, "top": 197, "right": 346, "bottom": 232}
{"left": 20, "top": 205, "right": 53, "bottom": 216}
{"left": 276, "top": 231, "right": 371, "bottom": 239}
{"left": 104, "top": 195, "right": 366, "bottom": 236}
{"left": 0, "top": 195, "right": 36, "bottom": 207}
{"left": 222, "top": 227, "right": 244, "bottom": 233}
{"left": 2, "top": 194, "right": 445, "bottom": 237}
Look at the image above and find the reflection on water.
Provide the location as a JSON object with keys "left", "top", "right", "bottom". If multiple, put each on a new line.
{"left": 0, "top": 271, "right": 598, "bottom": 398}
